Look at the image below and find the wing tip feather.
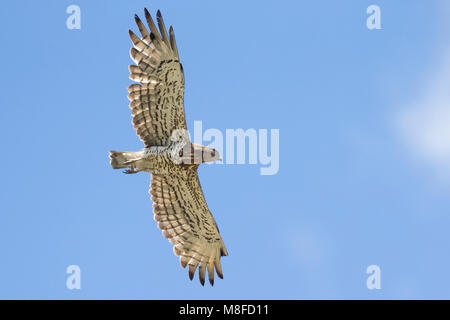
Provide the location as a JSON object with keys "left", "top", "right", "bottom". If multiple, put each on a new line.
{"left": 188, "top": 264, "right": 196, "bottom": 281}
{"left": 134, "top": 14, "right": 141, "bottom": 23}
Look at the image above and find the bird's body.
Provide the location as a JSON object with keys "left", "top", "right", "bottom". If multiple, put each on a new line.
{"left": 110, "top": 139, "right": 219, "bottom": 174}
{"left": 109, "top": 8, "right": 227, "bottom": 286}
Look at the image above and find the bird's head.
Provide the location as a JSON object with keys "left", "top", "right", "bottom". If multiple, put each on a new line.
{"left": 169, "top": 130, "right": 221, "bottom": 164}
{"left": 171, "top": 143, "right": 221, "bottom": 165}
{"left": 193, "top": 144, "right": 222, "bottom": 164}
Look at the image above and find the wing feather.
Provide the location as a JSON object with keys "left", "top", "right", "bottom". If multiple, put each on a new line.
{"left": 134, "top": 14, "right": 151, "bottom": 44}
{"left": 156, "top": 10, "right": 171, "bottom": 47}
{"left": 150, "top": 167, "right": 227, "bottom": 286}
{"left": 169, "top": 26, "right": 180, "bottom": 60}
{"left": 144, "top": 8, "right": 163, "bottom": 43}
{"left": 128, "top": 10, "right": 186, "bottom": 147}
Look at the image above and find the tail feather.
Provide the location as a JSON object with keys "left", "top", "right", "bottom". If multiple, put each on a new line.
{"left": 109, "top": 150, "right": 141, "bottom": 169}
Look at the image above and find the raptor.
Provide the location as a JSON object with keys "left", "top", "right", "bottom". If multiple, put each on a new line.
{"left": 109, "top": 8, "right": 227, "bottom": 286}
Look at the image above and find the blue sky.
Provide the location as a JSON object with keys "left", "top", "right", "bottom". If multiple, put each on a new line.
{"left": 1, "top": 0, "right": 450, "bottom": 299}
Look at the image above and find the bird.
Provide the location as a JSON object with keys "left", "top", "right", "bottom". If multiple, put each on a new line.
{"left": 109, "top": 8, "right": 228, "bottom": 286}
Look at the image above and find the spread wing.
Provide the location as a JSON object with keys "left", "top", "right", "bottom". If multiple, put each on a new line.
{"left": 150, "top": 167, "right": 228, "bottom": 286}
{"left": 127, "top": 9, "right": 187, "bottom": 147}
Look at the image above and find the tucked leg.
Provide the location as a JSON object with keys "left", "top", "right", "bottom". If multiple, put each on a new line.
{"left": 123, "top": 169, "right": 141, "bottom": 174}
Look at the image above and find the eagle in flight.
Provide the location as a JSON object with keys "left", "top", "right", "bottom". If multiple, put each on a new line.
{"left": 109, "top": 8, "right": 227, "bottom": 286}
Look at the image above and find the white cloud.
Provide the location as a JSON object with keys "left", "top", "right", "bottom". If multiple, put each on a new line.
{"left": 291, "top": 230, "right": 324, "bottom": 268}
{"left": 396, "top": 52, "right": 450, "bottom": 177}
{"left": 290, "top": 225, "right": 335, "bottom": 270}
{"left": 395, "top": 0, "right": 450, "bottom": 181}
{"left": 396, "top": 2, "right": 450, "bottom": 179}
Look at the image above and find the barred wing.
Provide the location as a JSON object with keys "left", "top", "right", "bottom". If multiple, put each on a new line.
{"left": 150, "top": 168, "right": 228, "bottom": 286}
{"left": 127, "top": 9, "right": 187, "bottom": 147}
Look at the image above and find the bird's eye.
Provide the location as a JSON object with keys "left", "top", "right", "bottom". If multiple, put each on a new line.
{"left": 211, "top": 150, "right": 216, "bottom": 157}
{"left": 179, "top": 150, "right": 183, "bottom": 157}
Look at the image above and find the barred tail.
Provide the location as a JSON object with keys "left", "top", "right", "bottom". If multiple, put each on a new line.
{"left": 109, "top": 150, "right": 142, "bottom": 169}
